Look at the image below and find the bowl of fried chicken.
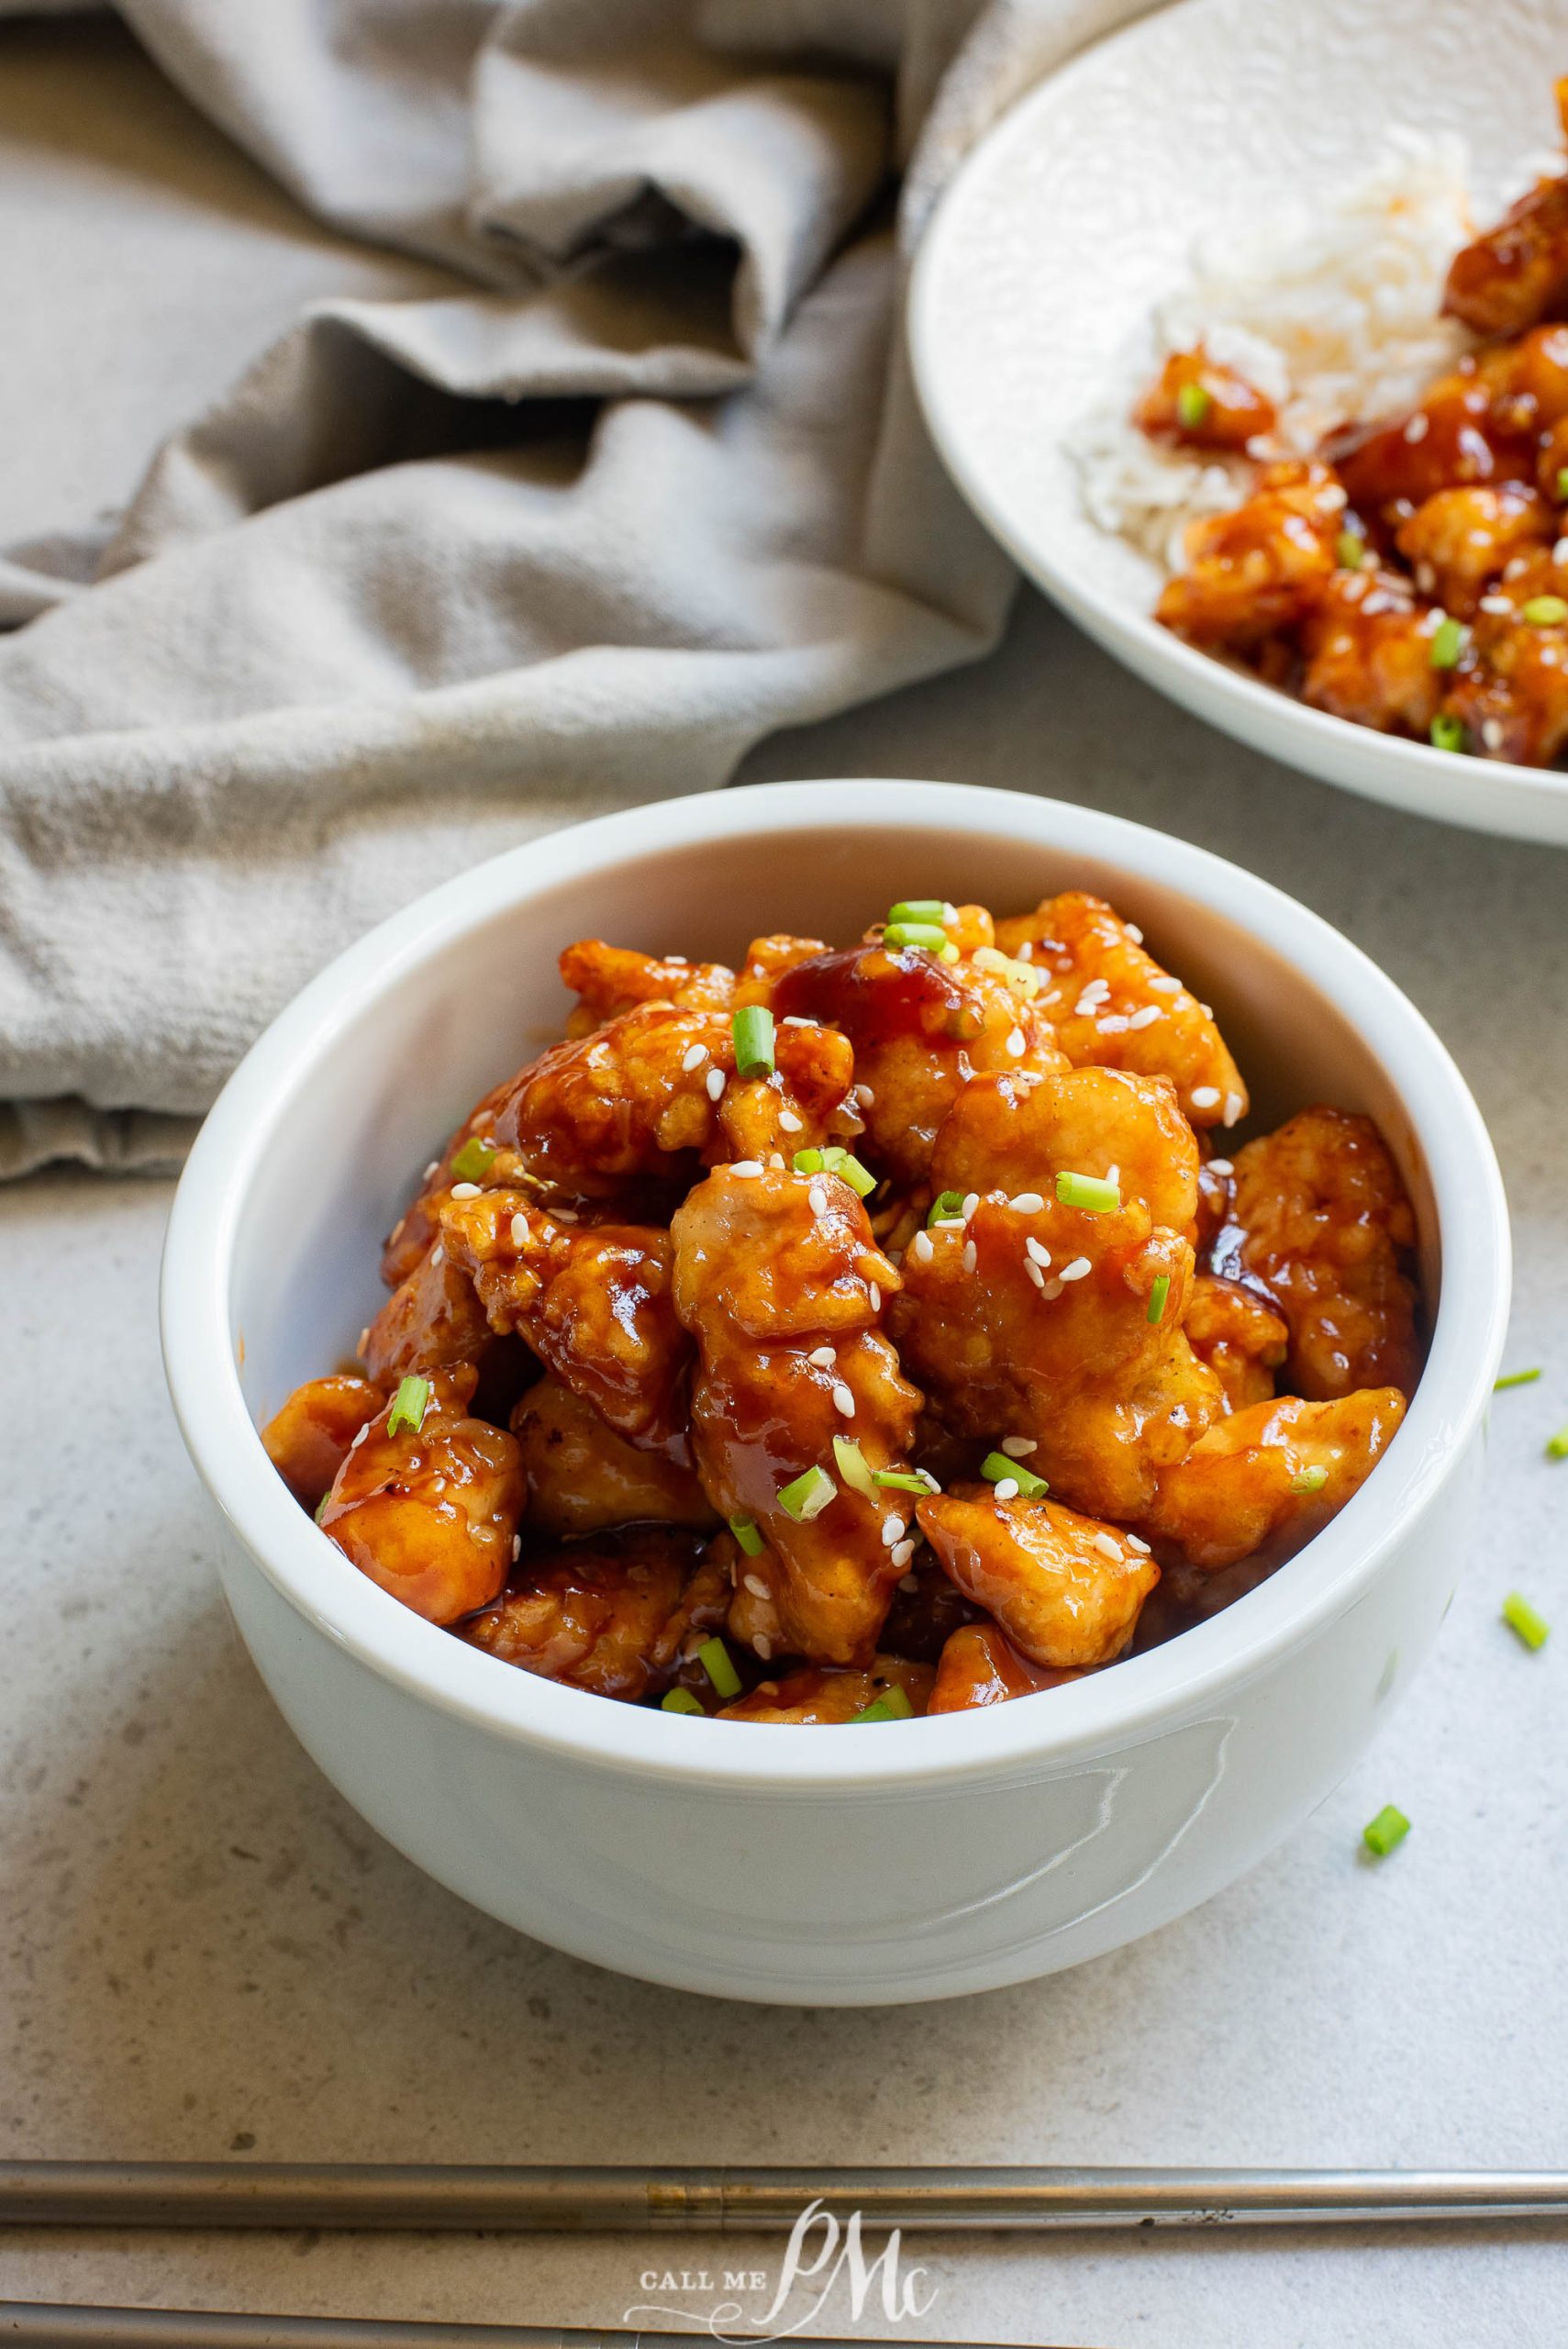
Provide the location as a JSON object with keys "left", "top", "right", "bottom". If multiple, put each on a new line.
{"left": 161, "top": 780, "right": 1507, "bottom": 2002}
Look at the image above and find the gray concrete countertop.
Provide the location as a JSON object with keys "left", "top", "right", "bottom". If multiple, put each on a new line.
{"left": 2, "top": 17, "right": 1566, "bottom": 2349}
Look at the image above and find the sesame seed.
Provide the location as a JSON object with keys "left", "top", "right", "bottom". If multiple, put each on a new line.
{"left": 357, "top": 1325, "right": 370, "bottom": 1354}
{"left": 552, "top": 1208, "right": 577, "bottom": 1223}
{"left": 898, "top": 1572, "right": 919, "bottom": 1592}
{"left": 1482, "top": 718, "right": 1504, "bottom": 750}
{"left": 911, "top": 1230, "right": 934, "bottom": 1264}
{"left": 665, "top": 953, "right": 688, "bottom": 965}
{"left": 1025, "top": 1261, "right": 1046, "bottom": 1290}
{"left": 781, "top": 1014, "right": 814, "bottom": 1027}
{"left": 1091, "top": 1531, "right": 1123, "bottom": 1561}
{"left": 855, "top": 1083, "right": 875, "bottom": 1106}
{"left": 882, "top": 1514, "right": 905, "bottom": 1545}
{"left": 744, "top": 1573, "right": 769, "bottom": 1599}
{"left": 731, "top": 1159, "right": 763, "bottom": 1177}
{"left": 808, "top": 1182, "right": 828, "bottom": 1217}
{"left": 1010, "top": 1190, "right": 1045, "bottom": 1213}
{"left": 1005, "top": 1025, "right": 1027, "bottom": 1057}
{"left": 1002, "top": 1437, "right": 1037, "bottom": 1457}
{"left": 993, "top": 1477, "right": 1020, "bottom": 1501}
{"left": 1073, "top": 990, "right": 1106, "bottom": 1017}
{"left": 1207, "top": 1157, "right": 1232, "bottom": 1177}
{"left": 891, "top": 1538, "right": 916, "bottom": 1569}
{"left": 1060, "top": 1256, "right": 1091, "bottom": 1281}
{"left": 350, "top": 1422, "right": 370, "bottom": 1448}
{"left": 779, "top": 1109, "right": 803, "bottom": 1132}
{"left": 450, "top": 1180, "right": 481, "bottom": 1199}
{"left": 706, "top": 1067, "right": 726, "bottom": 1101}
{"left": 1480, "top": 593, "right": 1512, "bottom": 614}
{"left": 509, "top": 1212, "right": 529, "bottom": 1248}
{"left": 755, "top": 1633, "right": 773, "bottom": 1660}
{"left": 1554, "top": 540, "right": 1568, "bottom": 565}
{"left": 1128, "top": 1005, "right": 1162, "bottom": 1029}
{"left": 1017, "top": 940, "right": 1034, "bottom": 960}
{"left": 769, "top": 1152, "right": 784, "bottom": 1169}
{"left": 1190, "top": 1085, "right": 1220, "bottom": 1109}
{"left": 423, "top": 1161, "right": 439, "bottom": 1181}
{"left": 1125, "top": 922, "right": 1143, "bottom": 942}
{"left": 1200, "top": 1003, "right": 1214, "bottom": 1019}
{"left": 869, "top": 1281, "right": 882, "bottom": 1311}
{"left": 1223, "top": 1091, "right": 1244, "bottom": 1126}
{"left": 1026, "top": 1236, "right": 1051, "bottom": 1266}
{"left": 1403, "top": 410, "right": 1429, "bottom": 443}
{"left": 1041, "top": 1275, "right": 1064, "bottom": 1298}
{"left": 832, "top": 1384, "right": 855, "bottom": 1417}
{"left": 1148, "top": 974, "right": 1183, "bottom": 993}
{"left": 1126, "top": 1533, "right": 1151, "bottom": 1554}
{"left": 962, "top": 1240, "right": 977, "bottom": 1274}
{"left": 430, "top": 1244, "right": 444, "bottom": 1266}
{"left": 682, "top": 1042, "right": 709, "bottom": 1073}
{"left": 808, "top": 1345, "right": 836, "bottom": 1367}
{"left": 962, "top": 1192, "right": 980, "bottom": 1221}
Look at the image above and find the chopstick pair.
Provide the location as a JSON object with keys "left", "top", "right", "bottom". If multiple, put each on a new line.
{"left": 4, "top": 2161, "right": 1568, "bottom": 2232}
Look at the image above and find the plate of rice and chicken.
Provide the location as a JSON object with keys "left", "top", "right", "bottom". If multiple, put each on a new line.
{"left": 910, "top": 0, "right": 1568, "bottom": 842}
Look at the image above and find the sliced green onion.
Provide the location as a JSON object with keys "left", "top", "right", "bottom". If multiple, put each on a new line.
{"left": 793, "top": 1147, "right": 825, "bottom": 1174}
{"left": 778, "top": 1464, "right": 836, "bottom": 1521}
{"left": 696, "top": 1636, "right": 742, "bottom": 1700}
{"left": 1055, "top": 1170, "right": 1121, "bottom": 1213}
{"left": 928, "top": 1190, "right": 966, "bottom": 1226}
{"left": 832, "top": 1435, "right": 879, "bottom": 1501}
{"left": 1335, "top": 529, "right": 1367, "bottom": 571}
{"left": 1521, "top": 594, "right": 1568, "bottom": 626}
{"left": 836, "top": 1152, "right": 877, "bottom": 1198}
{"left": 851, "top": 1686, "right": 915, "bottom": 1724}
{"left": 314, "top": 1490, "right": 333, "bottom": 1525}
{"left": 888, "top": 899, "right": 947, "bottom": 925}
{"left": 873, "top": 1468, "right": 940, "bottom": 1495}
{"left": 1547, "top": 1424, "right": 1568, "bottom": 1461}
{"left": 385, "top": 1374, "right": 431, "bottom": 1439}
{"left": 1429, "top": 712, "right": 1467, "bottom": 753}
{"left": 884, "top": 920, "right": 951, "bottom": 953}
{"left": 1176, "top": 380, "right": 1213, "bottom": 430}
{"left": 450, "top": 1135, "right": 496, "bottom": 1184}
{"left": 728, "top": 1513, "right": 765, "bottom": 1557}
{"left": 981, "top": 1451, "right": 1049, "bottom": 1498}
{"left": 1494, "top": 1367, "right": 1542, "bottom": 1390}
{"left": 939, "top": 941, "right": 962, "bottom": 964}
{"left": 1290, "top": 1464, "right": 1329, "bottom": 1495}
{"left": 1557, "top": 466, "right": 1568, "bottom": 502}
{"left": 731, "top": 1004, "right": 776, "bottom": 1079}
{"left": 792, "top": 1143, "right": 875, "bottom": 1197}
{"left": 1429, "top": 615, "right": 1467, "bottom": 670}
{"left": 1362, "top": 1804, "right": 1410, "bottom": 1858}
{"left": 1147, "top": 1273, "right": 1171, "bottom": 1325}
{"left": 1502, "top": 1591, "right": 1550, "bottom": 1651}
{"left": 662, "top": 1687, "right": 706, "bottom": 1715}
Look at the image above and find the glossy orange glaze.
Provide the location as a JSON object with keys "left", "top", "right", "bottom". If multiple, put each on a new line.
{"left": 917, "top": 1485, "right": 1160, "bottom": 1669}
{"left": 717, "top": 1654, "right": 933, "bottom": 1723}
{"left": 928, "top": 1620, "right": 1082, "bottom": 1712}
{"left": 1135, "top": 346, "right": 1277, "bottom": 451}
{"left": 261, "top": 1373, "right": 384, "bottom": 1507}
{"left": 461, "top": 1530, "right": 726, "bottom": 1699}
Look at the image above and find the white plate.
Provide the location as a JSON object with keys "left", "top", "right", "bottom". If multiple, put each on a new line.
{"left": 910, "top": 0, "right": 1568, "bottom": 844}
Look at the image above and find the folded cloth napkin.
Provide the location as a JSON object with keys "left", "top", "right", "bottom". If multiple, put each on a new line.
{"left": 0, "top": 0, "right": 1151, "bottom": 1177}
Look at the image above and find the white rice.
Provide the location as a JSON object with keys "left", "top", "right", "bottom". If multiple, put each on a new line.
{"left": 1072, "top": 131, "right": 1483, "bottom": 574}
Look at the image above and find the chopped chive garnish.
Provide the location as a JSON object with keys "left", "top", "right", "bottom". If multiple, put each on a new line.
{"left": 662, "top": 1687, "right": 706, "bottom": 1715}
{"left": 1557, "top": 466, "right": 1568, "bottom": 502}
{"left": 939, "top": 941, "right": 962, "bottom": 964}
{"left": 832, "top": 1435, "right": 878, "bottom": 1501}
{"left": 1548, "top": 1424, "right": 1568, "bottom": 1461}
{"left": 778, "top": 1464, "right": 836, "bottom": 1521}
{"left": 793, "top": 1147, "right": 825, "bottom": 1174}
{"left": 837, "top": 1152, "right": 877, "bottom": 1198}
{"left": 1362, "top": 1804, "right": 1410, "bottom": 1858}
{"left": 792, "top": 1143, "right": 874, "bottom": 1196}
{"left": 928, "top": 1189, "right": 966, "bottom": 1226}
{"left": 1429, "top": 615, "right": 1467, "bottom": 670}
{"left": 888, "top": 899, "right": 946, "bottom": 925}
{"left": 1429, "top": 712, "right": 1467, "bottom": 753}
{"left": 450, "top": 1135, "right": 496, "bottom": 1184}
{"left": 981, "top": 1451, "right": 1049, "bottom": 1497}
{"left": 728, "top": 1513, "right": 765, "bottom": 1557}
{"left": 696, "top": 1636, "right": 742, "bottom": 1700}
{"left": 1147, "top": 1273, "right": 1171, "bottom": 1325}
{"left": 874, "top": 1468, "right": 939, "bottom": 1494}
{"left": 1502, "top": 1592, "right": 1550, "bottom": 1651}
{"left": 731, "top": 1004, "right": 776, "bottom": 1079}
{"left": 1521, "top": 594, "right": 1568, "bottom": 626}
{"left": 1494, "top": 1367, "right": 1542, "bottom": 1390}
{"left": 385, "top": 1373, "right": 431, "bottom": 1438}
{"left": 314, "top": 1490, "right": 332, "bottom": 1525}
{"left": 851, "top": 1686, "right": 915, "bottom": 1723}
{"left": 884, "top": 920, "right": 951, "bottom": 953}
{"left": 1055, "top": 1170, "right": 1120, "bottom": 1213}
{"left": 1335, "top": 529, "right": 1366, "bottom": 571}
{"left": 1176, "top": 380, "right": 1212, "bottom": 429}
{"left": 1291, "top": 1464, "right": 1329, "bottom": 1495}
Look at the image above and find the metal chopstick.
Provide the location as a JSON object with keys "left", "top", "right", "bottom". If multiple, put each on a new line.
{"left": 2, "top": 2163, "right": 1566, "bottom": 2232}
{"left": 0, "top": 2315, "right": 991, "bottom": 2349}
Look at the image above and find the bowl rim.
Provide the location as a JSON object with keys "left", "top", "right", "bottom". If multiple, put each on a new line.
{"left": 904, "top": 0, "right": 1568, "bottom": 820}
{"left": 161, "top": 778, "right": 1511, "bottom": 1792}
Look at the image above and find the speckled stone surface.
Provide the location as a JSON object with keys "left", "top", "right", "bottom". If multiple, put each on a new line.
{"left": 3, "top": 17, "right": 1568, "bottom": 2349}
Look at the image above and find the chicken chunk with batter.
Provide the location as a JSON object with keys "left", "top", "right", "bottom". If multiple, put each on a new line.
{"left": 363, "top": 1241, "right": 492, "bottom": 1382}
{"left": 261, "top": 1373, "right": 385, "bottom": 1508}
{"left": 1154, "top": 461, "right": 1343, "bottom": 651}
{"left": 917, "top": 1486, "right": 1160, "bottom": 1669}
{"left": 1184, "top": 1273, "right": 1289, "bottom": 1412}
{"left": 510, "top": 1376, "right": 716, "bottom": 1536}
{"left": 559, "top": 940, "right": 735, "bottom": 1034}
{"left": 461, "top": 1530, "right": 728, "bottom": 1700}
{"left": 1144, "top": 1389, "right": 1407, "bottom": 1571}
{"left": 927, "top": 1621, "right": 1082, "bottom": 1712}
{"left": 717, "top": 1655, "right": 933, "bottom": 1723}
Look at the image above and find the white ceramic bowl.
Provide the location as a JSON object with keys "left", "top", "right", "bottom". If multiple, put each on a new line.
{"left": 909, "top": 0, "right": 1568, "bottom": 845}
{"left": 161, "top": 781, "right": 1508, "bottom": 2005}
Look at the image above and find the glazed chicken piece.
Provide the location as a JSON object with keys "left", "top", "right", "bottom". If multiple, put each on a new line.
{"left": 917, "top": 1486, "right": 1160, "bottom": 1669}
{"left": 927, "top": 1620, "right": 1082, "bottom": 1712}
{"left": 771, "top": 937, "right": 1064, "bottom": 1186}
{"left": 1298, "top": 570, "right": 1447, "bottom": 738}
{"left": 895, "top": 1073, "right": 1221, "bottom": 1520}
{"left": 1155, "top": 461, "right": 1343, "bottom": 651}
{"left": 1394, "top": 483, "right": 1553, "bottom": 617}
{"left": 1441, "top": 551, "right": 1568, "bottom": 764}
{"left": 1184, "top": 1273, "right": 1288, "bottom": 1412}
{"left": 671, "top": 1163, "right": 919, "bottom": 1667}
{"left": 1215, "top": 1108, "right": 1421, "bottom": 1398}
{"left": 717, "top": 1655, "right": 933, "bottom": 1723}
{"left": 995, "top": 892, "right": 1248, "bottom": 1130}
{"left": 559, "top": 939, "right": 735, "bottom": 1035}
{"left": 461, "top": 1531, "right": 728, "bottom": 1700}
{"left": 1444, "top": 87, "right": 1568, "bottom": 337}
{"left": 930, "top": 1065, "right": 1200, "bottom": 1231}
{"left": 363, "top": 1241, "right": 492, "bottom": 1382}
{"left": 318, "top": 1365, "right": 524, "bottom": 1625}
{"left": 439, "top": 1190, "right": 690, "bottom": 1446}
{"left": 509, "top": 1375, "right": 716, "bottom": 1536}
{"left": 261, "top": 1373, "right": 385, "bottom": 1508}
{"left": 732, "top": 933, "right": 831, "bottom": 1008}
{"left": 1144, "top": 1389, "right": 1407, "bottom": 1571}
{"left": 1329, "top": 358, "right": 1540, "bottom": 524}
{"left": 1136, "top": 345, "right": 1277, "bottom": 452}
